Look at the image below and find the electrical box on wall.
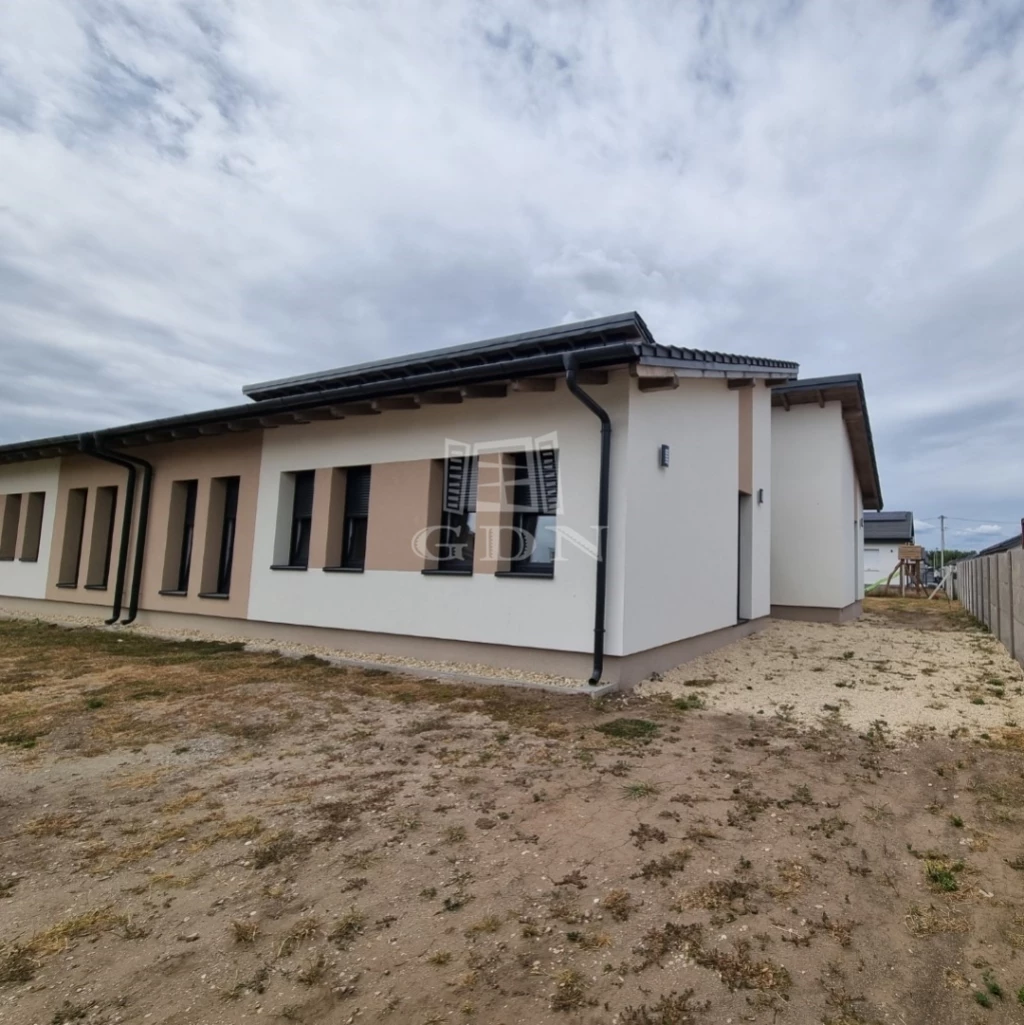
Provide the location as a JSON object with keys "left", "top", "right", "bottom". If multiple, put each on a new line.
{"left": 659, "top": 444, "right": 670, "bottom": 468}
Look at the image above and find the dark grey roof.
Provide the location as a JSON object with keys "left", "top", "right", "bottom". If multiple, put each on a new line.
{"left": 0, "top": 312, "right": 798, "bottom": 465}
{"left": 864, "top": 511, "right": 914, "bottom": 542}
{"left": 770, "top": 374, "right": 883, "bottom": 511}
{"left": 243, "top": 311, "right": 798, "bottom": 401}
{"left": 977, "top": 533, "right": 1022, "bottom": 557}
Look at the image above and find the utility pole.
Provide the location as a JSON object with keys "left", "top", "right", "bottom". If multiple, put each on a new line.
{"left": 940, "top": 515, "right": 946, "bottom": 575}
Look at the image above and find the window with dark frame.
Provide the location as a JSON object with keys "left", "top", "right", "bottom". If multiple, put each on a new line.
{"left": 340, "top": 466, "right": 371, "bottom": 570}
{"left": 438, "top": 456, "right": 478, "bottom": 571}
{"left": 216, "top": 476, "right": 240, "bottom": 594}
{"left": 176, "top": 480, "right": 198, "bottom": 592}
{"left": 0, "top": 494, "right": 21, "bottom": 560}
{"left": 19, "top": 492, "right": 45, "bottom": 563}
{"left": 58, "top": 488, "right": 88, "bottom": 586}
{"left": 288, "top": 470, "right": 315, "bottom": 568}
{"left": 87, "top": 485, "right": 118, "bottom": 589}
{"left": 508, "top": 449, "right": 558, "bottom": 575}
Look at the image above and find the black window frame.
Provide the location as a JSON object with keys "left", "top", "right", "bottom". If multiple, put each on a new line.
{"left": 436, "top": 456, "right": 478, "bottom": 573}
{"left": 57, "top": 487, "right": 88, "bottom": 587}
{"left": 506, "top": 449, "right": 558, "bottom": 577}
{"left": 176, "top": 479, "right": 199, "bottom": 593}
{"left": 288, "top": 470, "right": 315, "bottom": 569}
{"left": 215, "top": 476, "right": 240, "bottom": 595}
{"left": 88, "top": 485, "right": 118, "bottom": 589}
{"left": 339, "top": 465, "right": 371, "bottom": 570}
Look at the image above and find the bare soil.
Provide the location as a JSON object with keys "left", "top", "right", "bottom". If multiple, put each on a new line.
{"left": 3, "top": 605, "right": 1024, "bottom": 1025}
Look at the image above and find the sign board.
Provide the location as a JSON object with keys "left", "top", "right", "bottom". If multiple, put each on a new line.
{"left": 899, "top": 544, "right": 924, "bottom": 562}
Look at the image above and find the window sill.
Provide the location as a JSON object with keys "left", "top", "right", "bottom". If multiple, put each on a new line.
{"left": 0, "top": 556, "right": 14, "bottom": 562}
{"left": 421, "top": 567, "right": 474, "bottom": 577}
{"left": 198, "top": 592, "right": 230, "bottom": 600}
{"left": 158, "top": 589, "right": 188, "bottom": 597}
{"left": 18, "top": 557, "right": 39, "bottom": 564}
{"left": 84, "top": 583, "right": 109, "bottom": 591}
{"left": 270, "top": 564, "right": 308, "bottom": 571}
{"left": 55, "top": 581, "right": 78, "bottom": 589}
{"left": 323, "top": 566, "right": 365, "bottom": 573}
{"left": 494, "top": 569, "right": 555, "bottom": 579}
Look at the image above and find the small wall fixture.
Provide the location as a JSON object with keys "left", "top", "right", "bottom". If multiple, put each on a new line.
{"left": 659, "top": 444, "right": 670, "bottom": 468}
{"left": 757, "top": 488, "right": 764, "bottom": 505}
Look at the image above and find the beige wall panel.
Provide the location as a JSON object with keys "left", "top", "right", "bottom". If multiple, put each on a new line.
{"left": 738, "top": 385, "right": 753, "bottom": 495}
{"left": 364, "top": 459, "right": 437, "bottom": 571}
{"left": 46, "top": 458, "right": 127, "bottom": 603}
{"left": 132, "top": 432, "right": 263, "bottom": 619}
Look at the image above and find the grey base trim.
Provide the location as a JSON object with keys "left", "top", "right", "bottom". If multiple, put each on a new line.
{"left": 771, "top": 600, "right": 863, "bottom": 624}
{"left": 0, "top": 595, "right": 770, "bottom": 690}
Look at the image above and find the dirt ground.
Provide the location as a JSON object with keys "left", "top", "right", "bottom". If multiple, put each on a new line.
{"left": 3, "top": 603, "right": 1024, "bottom": 1025}
{"left": 641, "top": 597, "right": 1024, "bottom": 733}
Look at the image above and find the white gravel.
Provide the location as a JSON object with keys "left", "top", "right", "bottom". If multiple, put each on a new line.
{"left": 638, "top": 610, "right": 1024, "bottom": 734}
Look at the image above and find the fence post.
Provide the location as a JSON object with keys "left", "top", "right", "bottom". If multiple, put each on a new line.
{"left": 1008, "top": 550, "right": 1016, "bottom": 661}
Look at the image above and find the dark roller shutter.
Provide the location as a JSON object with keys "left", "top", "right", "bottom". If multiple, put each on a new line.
{"left": 444, "top": 456, "right": 478, "bottom": 513}
{"left": 536, "top": 449, "right": 558, "bottom": 515}
{"left": 345, "top": 466, "right": 372, "bottom": 516}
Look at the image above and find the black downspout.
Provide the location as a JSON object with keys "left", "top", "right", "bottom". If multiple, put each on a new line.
{"left": 116, "top": 452, "right": 154, "bottom": 625}
{"left": 563, "top": 354, "right": 611, "bottom": 685}
{"left": 80, "top": 435, "right": 136, "bottom": 625}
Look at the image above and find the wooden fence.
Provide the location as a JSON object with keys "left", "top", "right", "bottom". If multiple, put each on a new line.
{"left": 954, "top": 548, "right": 1024, "bottom": 668}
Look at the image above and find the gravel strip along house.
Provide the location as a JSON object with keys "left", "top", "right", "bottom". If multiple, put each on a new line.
{"left": 0, "top": 313, "right": 882, "bottom": 686}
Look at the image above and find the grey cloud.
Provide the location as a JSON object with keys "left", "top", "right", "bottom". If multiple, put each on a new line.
{"left": 0, "top": 0, "right": 1021, "bottom": 544}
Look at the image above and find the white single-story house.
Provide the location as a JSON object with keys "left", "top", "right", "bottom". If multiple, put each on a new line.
{"left": 863, "top": 511, "right": 915, "bottom": 590}
{"left": 769, "top": 375, "right": 883, "bottom": 622}
{"left": 0, "top": 313, "right": 883, "bottom": 686}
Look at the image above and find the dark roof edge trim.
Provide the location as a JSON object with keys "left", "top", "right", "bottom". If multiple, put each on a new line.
{"left": 243, "top": 311, "right": 798, "bottom": 401}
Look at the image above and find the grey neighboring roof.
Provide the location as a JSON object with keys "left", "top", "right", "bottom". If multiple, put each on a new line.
{"left": 770, "top": 374, "right": 883, "bottom": 512}
{"left": 976, "top": 533, "right": 1022, "bottom": 557}
{"left": 0, "top": 312, "right": 798, "bottom": 466}
{"left": 864, "top": 511, "right": 914, "bottom": 543}
{"left": 243, "top": 311, "right": 798, "bottom": 401}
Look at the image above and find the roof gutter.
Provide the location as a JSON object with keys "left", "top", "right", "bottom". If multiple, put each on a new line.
{"left": 563, "top": 353, "right": 611, "bottom": 686}
{"left": 79, "top": 435, "right": 136, "bottom": 625}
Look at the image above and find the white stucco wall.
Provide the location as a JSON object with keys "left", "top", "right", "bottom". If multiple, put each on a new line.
{"left": 620, "top": 378, "right": 770, "bottom": 655}
{"left": 839, "top": 425, "right": 859, "bottom": 606}
{"left": 771, "top": 402, "right": 857, "bottom": 609}
{"left": 247, "top": 376, "right": 631, "bottom": 655}
{"left": 750, "top": 381, "right": 773, "bottom": 619}
{"left": 0, "top": 460, "right": 61, "bottom": 599}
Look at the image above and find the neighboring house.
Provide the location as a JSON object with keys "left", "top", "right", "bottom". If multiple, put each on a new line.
{"left": 0, "top": 312, "right": 880, "bottom": 687}
{"left": 769, "top": 376, "right": 883, "bottom": 622}
{"left": 861, "top": 511, "right": 915, "bottom": 590}
{"left": 976, "top": 534, "right": 1022, "bottom": 557}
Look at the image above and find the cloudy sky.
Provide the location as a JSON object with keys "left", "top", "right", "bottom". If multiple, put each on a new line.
{"left": 1, "top": 0, "right": 1022, "bottom": 550}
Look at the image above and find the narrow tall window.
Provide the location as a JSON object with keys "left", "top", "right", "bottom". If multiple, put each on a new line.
{"left": 216, "top": 476, "right": 240, "bottom": 595}
{"left": 86, "top": 485, "right": 118, "bottom": 588}
{"left": 508, "top": 450, "right": 558, "bottom": 575}
{"left": 288, "top": 470, "right": 315, "bottom": 568}
{"left": 439, "top": 456, "right": 477, "bottom": 571}
{"left": 19, "top": 492, "right": 45, "bottom": 562}
{"left": 341, "top": 466, "right": 371, "bottom": 570}
{"left": 58, "top": 488, "right": 88, "bottom": 586}
{"left": 176, "top": 480, "right": 198, "bottom": 592}
{"left": 0, "top": 494, "right": 21, "bottom": 560}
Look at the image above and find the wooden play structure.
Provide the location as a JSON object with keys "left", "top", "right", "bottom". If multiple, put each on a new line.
{"left": 881, "top": 544, "right": 926, "bottom": 596}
